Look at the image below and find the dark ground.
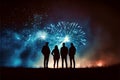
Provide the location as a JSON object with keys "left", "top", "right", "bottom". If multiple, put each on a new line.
{"left": 0, "top": 64, "right": 120, "bottom": 80}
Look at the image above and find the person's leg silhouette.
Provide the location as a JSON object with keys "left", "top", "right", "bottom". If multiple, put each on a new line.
{"left": 70, "top": 57, "right": 72, "bottom": 68}
{"left": 54, "top": 59, "right": 56, "bottom": 68}
{"left": 57, "top": 59, "right": 59, "bottom": 68}
{"left": 46, "top": 57, "right": 49, "bottom": 68}
{"left": 44, "top": 57, "right": 46, "bottom": 68}
{"left": 62, "top": 58, "right": 64, "bottom": 68}
{"left": 65, "top": 57, "right": 68, "bottom": 68}
{"left": 73, "top": 57, "right": 75, "bottom": 68}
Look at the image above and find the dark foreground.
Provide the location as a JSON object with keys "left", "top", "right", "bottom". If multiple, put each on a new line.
{"left": 0, "top": 64, "right": 120, "bottom": 80}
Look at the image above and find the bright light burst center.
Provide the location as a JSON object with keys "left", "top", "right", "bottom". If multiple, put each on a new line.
{"left": 63, "top": 35, "right": 70, "bottom": 42}
{"left": 36, "top": 31, "right": 47, "bottom": 40}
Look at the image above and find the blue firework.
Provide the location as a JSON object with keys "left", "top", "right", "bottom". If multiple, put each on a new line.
{"left": 43, "top": 21, "right": 87, "bottom": 52}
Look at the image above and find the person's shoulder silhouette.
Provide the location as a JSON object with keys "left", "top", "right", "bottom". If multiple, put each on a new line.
{"left": 42, "top": 42, "right": 50, "bottom": 56}
{"left": 54, "top": 45, "right": 59, "bottom": 55}
{"left": 61, "top": 43, "right": 68, "bottom": 57}
{"left": 52, "top": 45, "right": 59, "bottom": 54}
{"left": 69, "top": 43, "right": 76, "bottom": 56}
{"left": 52, "top": 45, "right": 60, "bottom": 58}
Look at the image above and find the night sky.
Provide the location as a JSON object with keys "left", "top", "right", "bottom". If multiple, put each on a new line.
{"left": 0, "top": 0, "right": 120, "bottom": 68}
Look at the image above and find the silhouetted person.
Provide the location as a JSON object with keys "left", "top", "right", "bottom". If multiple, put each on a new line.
{"left": 60, "top": 43, "right": 68, "bottom": 68}
{"left": 69, "top": 43, "right": 76, "bottom": 68}
{"left": 51, "top": 45, "right": 60, "bottom": 68}
{"left": 41, "top": 42, "right": 50, "bottom": 68}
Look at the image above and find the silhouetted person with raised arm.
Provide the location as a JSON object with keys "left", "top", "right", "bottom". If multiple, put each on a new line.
{"left": 51, "top": 45, "right": 60, "bottom": 68}
{"left": 60, "top": 43, "right": 68, "bottom": 68}
{"left": 41, "top": 42, "right": 50, "bottom": 68}
{"left": 69, "top": 43, "right": 76, "bottom": 68}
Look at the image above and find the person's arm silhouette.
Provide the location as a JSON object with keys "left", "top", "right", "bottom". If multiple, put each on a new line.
{"left": 51, "top": 49, "right": 54, "bottom": 56}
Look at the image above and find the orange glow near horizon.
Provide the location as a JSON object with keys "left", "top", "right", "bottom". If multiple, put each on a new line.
{"left": 33, "top": 55, "right": 106, "bottom": 68}
{"left": 96, "top": 61, "right": 104, "bottom": 67}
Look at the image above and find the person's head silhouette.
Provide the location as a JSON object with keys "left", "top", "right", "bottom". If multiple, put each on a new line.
{"left": 45, "top": 42, "right": 49, "bottom": 46}
{"left": 55, "top": 45, "right": 58, "bottom": 49}
{"left": 71, "top": 43, "right": 74, "bottom": 46}
{"left": 63, "top": 43, "right": 65, "bottom": 47}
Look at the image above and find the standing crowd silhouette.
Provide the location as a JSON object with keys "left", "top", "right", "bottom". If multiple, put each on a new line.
{"left": 41, "top": 42, "right": 76, "bottom": 68}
